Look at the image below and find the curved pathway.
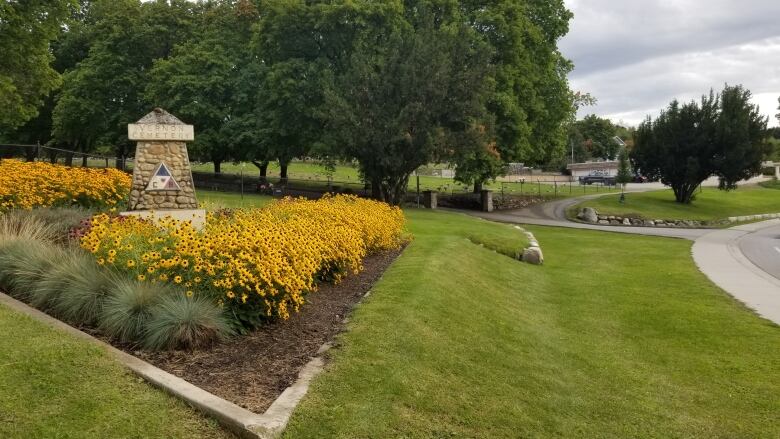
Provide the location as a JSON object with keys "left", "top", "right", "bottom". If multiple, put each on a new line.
{"left": 693, "top": 220, "right": 780, "bottom": 325}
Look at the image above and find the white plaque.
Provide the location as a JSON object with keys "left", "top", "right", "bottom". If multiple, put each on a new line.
{"left": 128, "top": 123, "right": 194, "bottom": 141}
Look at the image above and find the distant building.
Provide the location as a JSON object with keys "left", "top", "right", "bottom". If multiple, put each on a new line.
{"left": 566, "top": 161, "right": 618, "bottom": 180}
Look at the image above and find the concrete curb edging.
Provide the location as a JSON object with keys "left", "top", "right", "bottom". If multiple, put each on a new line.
{"left": 0, "top": 292, "right": 326, "bottom": 439}
{"left": 691, "top": 219, "right": 780, "bottom": 325}
{"left": 727, "top": 212, "right": 780, "bottom": 223}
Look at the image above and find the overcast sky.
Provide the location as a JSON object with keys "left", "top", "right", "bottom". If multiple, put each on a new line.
{"left": 559, "top": 0, "right": 780, "bottom": 127}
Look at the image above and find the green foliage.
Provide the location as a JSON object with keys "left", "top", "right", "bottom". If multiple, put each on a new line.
{"left": 99, "top": 277, "right": 167, "bottom": 344}
{"left": 144, "top": 294, "right": 231, "bottom": 350}
{"left": 616, "top": 147, "right": 633, "bottom": 186}
{"left": 572, "top": 114, "right": 620, "bottom": 160}
{"left": 52, "top": 0, "right": 197, "bottom": 158}
{"left": 0, "top": 0, "right": 75, "bottom": 129}
{"left": 633, "top": 85, "right": 770, "bottom": 204}
{"left": 146, "top": 0, "right": 258, "bottom": 173}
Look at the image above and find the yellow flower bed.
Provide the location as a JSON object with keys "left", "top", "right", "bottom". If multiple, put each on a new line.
{"left": 0, "top": 159, "right": 131, "bottom": 211}
{"left": 80, "top": 195, "right": 406, "bottom": 326}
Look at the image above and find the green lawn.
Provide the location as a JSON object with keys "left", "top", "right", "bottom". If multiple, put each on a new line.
{"left": 283, "top": 209, "right": 780, "bottom": 438}
{"left": 197, "top": 188, "right": 274, "bottom": 210}
{"left": 759, "top": 178, "right": 780, "bottom": 189}
{"left": 0, "top": 304, "right": 233, "bottom": 439}
{"left": 572, "top": 185, "right": 780, "bottom": 222}
{"left": 187, "top": 160, "right": 618, "bottom": 199}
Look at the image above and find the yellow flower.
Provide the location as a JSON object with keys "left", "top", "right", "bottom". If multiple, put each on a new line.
{"left": 137, "top": 274, "right": 146, "bottom": 281}
{"left": 173, "top": 275, "right": 182, "bottom": 284}
{"left": 147, "top": 266, "right": 156, "bottom": 273}
{"left": 159, "top": 274, "right": 168, "bottom": 282}
{"left": 126, "top": 260, "right": 136, "bottom": 268}
{"left": 96, "top": 258, "right": 105, "bottom": 265}
{"left": 185, "top": 290, "right": 194, "bottom": 298}
{"left": 226, "top": 291, "right": 236, "bottom": 299}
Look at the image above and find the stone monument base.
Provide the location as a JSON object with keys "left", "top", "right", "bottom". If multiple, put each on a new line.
{"left": 120, "top": 209, "right": 207, "bottom": 230}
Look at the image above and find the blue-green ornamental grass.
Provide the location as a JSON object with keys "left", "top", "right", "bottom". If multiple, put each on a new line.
{"left": 0, "top": 209, "right": 231, "bottom": 350}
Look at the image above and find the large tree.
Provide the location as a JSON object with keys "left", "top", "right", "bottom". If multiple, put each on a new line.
{"left": 632, "top": 85, "right": 769, "bottom": 204}
{"left": 573, "top": 114, "right": 619, "bottom": 160}
{"left": 52, "top": 0, "right": 196, "bottom": 165}
{"left": 325, "top": 2, "right": 493, "bottom": 204}
{"left": 147, "top": 0, "right": 258, "bottom": 174}
{"left": 453, "top": 0, "right": 574, "bottom": 187}
{"left": 0, "top": 0, "right": 75, "bottom": 130}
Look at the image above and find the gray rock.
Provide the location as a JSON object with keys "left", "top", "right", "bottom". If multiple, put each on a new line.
{"left": 579, "top": 207, "right": 598, "bottom": 223}
{"left": 598, "top": 220, "right": 610, "bottom": 225}
{"left": 622, "top": 218, "right": 631, "bottom": 225}
{"left": 522, "top": 247, "right": 544, "bottom": 265}
{"left": 643, "top": 220, "right": 656, "bottom": 227}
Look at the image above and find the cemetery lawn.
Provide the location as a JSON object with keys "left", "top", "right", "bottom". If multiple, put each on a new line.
{"left": 197, "top": 188, "right": 273, "bottom": 209}
{"left": 283, "top": 209, "right": 780, "bottom": 438}
{"left": 571, "top": 184, "right": 780, "bottom": 222}
{"left": 0, "top": 305, "right": 233, "bottom": 439}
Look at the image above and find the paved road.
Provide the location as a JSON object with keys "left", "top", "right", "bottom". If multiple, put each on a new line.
{"left": 693, "top": 220, "right": 780, "bottom": 325}
{"left": 738, "top": 223, "right": 780, "bottom": 281}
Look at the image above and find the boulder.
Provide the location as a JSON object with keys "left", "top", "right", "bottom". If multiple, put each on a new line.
{"left": 609, "top": 220, "right": 621, "bottom": 225}
{"left": 578, "top": 207, "right": 598, "bottom": 223}
{"left": 622, "top": 218, "right": 631, "bottom": 226}
{"left": 598, "top": 220, "right": 610, "bottom": 225}
{"left": 643, "top": 220, "right": 655, "bottom": 227}
{"left": 522, "top": 247, "right": 544, "bottom": 265}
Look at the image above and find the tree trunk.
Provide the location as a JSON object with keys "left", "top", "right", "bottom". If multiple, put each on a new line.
{"left": 64, "top": 152, "right": 74, "bottom": 167}
{"left": 473, "top": 180, "right": 483, "bottom": 193}
{"left": 279, "top": 160, "right": 289, "bottom": 184}
{"left": 214, "top": 160, "right": 222, "bottom": 174}
{"left": 251, "top": 160, "right": 269, "bottom": 183}
{"left": 672, "top": 183, "right": 697, "bottom": 204}
{"left": 371, "top": 177, "right": 382, "bottom": 200}
{"left": 82, "top": 155, "right": 88, "bottom": 167}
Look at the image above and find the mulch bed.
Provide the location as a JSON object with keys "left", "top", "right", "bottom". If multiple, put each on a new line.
{"left": 130, "top": 248, "right": 403, "bottom": 414}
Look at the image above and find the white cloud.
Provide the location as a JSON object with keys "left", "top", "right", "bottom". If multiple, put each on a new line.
{"left": 561, "top": 0, "right": 780, "bottom": 127}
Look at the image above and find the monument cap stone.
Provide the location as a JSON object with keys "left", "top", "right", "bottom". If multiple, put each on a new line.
{"left": 122, "top": 108, "right": 204, "bottom": 228}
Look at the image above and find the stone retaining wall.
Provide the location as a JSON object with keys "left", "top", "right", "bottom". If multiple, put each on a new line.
{"left": 575, "top": 207, "right": 729, "bottom": 228}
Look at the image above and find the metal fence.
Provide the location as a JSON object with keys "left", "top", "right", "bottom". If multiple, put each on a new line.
{"left": 0, "top": 143, "right": 126, "bottom": 169}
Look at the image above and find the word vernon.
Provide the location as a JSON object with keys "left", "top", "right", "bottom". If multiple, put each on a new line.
{"left": 128, "top": 123, "right": 195, "bottom": 141}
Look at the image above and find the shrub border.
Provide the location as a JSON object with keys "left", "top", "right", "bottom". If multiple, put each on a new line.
{"left": 0, "top": 290, "right": 328, "bottom": 439}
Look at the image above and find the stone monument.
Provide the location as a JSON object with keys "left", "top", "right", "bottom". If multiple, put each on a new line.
{"left": 120, "top": 108, "right": 205, "bottom": 228}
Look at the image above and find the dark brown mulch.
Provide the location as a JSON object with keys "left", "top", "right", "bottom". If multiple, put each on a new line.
{"left": 132, "top": 248, "right": 403, "bottom": 414}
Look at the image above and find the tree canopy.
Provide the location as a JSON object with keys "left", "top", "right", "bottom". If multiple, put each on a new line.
{"left": 0, "top": 0, "right": 75, "bottom": 130}
{"left": 632, "top": 85, "right": 770, "bottom": 204}
{"left": 3, "top": 0, "right": 577, "bottom": 205}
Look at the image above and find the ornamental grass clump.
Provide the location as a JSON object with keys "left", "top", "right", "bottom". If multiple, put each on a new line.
{"left": 99, "top": 277, "right": 168, "bottom": 343}
{"left": 80, "top": 195, "right": 407, "bottom": 329}
{"left": 48, "top": 258, "right": 116, "bottom": 326}
{"left": 143, "top": 294, "right": 232, "bottom": 350}
{"left": 0, "top": 240, "right": 64, "bottom": 300}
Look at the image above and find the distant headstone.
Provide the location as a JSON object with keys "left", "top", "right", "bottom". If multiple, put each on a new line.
{"left": 121, "top": 108, "right": 204, "bottom": 228}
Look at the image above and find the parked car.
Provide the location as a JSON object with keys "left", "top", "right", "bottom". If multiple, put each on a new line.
{"left": 579, "top": 175, "right": 616, "bottom": 186}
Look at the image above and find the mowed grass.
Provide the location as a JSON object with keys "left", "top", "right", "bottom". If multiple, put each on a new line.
{"left": 283, "top": 209, "right": 780, "bottom": 438}
{"left": 0, "top": 304, "right": 233, "bottom": 439}
{"left": 197, "top": 188, "right": 273, "bottom": 210}
{"left": 189, "top": 160, "right": 618, "bottom": 199}
{"left": 573, "top": 185, "right": 780, "bottom": 221}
